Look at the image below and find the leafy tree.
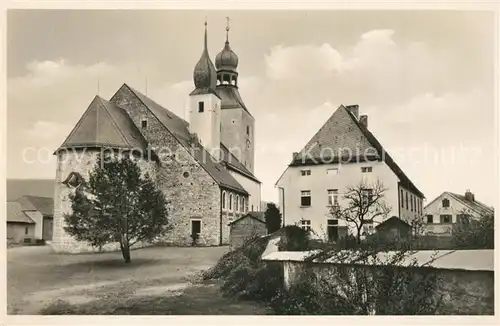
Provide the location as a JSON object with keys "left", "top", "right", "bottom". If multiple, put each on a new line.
{"left": 329, "top": 180, "right": 391, "bottom": 244}
{"left": 264, "top": 202, "right": 282, "bottom": 233}
{"left": 64, "top": 152, "right": 169, "bottom": 263}
{"left": 452, "top": 213, "right": 494, "bottom": 249}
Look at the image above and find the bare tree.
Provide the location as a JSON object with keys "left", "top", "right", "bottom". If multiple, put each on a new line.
{"left": 329, "top": 180, "right": 391, "bottom": 244}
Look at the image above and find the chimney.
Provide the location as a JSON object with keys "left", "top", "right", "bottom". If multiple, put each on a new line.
{"left": 346, "top": 105, "right": 359, "bottom": 120}
{"left": 360, "top": 115, "right": 368, "bottom": 128}
{"left": 465, "top": 189, "right": 475, "bottom": 202}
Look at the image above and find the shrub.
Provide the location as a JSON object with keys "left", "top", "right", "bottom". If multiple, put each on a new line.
{"left": 202, "top": 235, "right": 269, "bottom": 280}
{"left": 278, "top": 225, "right": 309, "bottom": 251}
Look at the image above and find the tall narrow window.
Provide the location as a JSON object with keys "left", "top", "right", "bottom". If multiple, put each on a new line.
{"left": 400, "top": 189, "right": 404, "bottom": 207}
{"left": 191, "top": 220, "right": 201, "bottom": 235}
{"left": 301, "top": 190, "right": 311, "bottom": 207}
{"left": 240, "top": 197, "right": 244, "bottom": 212}
{"left": 411, "top": 195, "right": 414, "bottom": 212}
{"left": 235, "top": 195, "right": 239, "bottom": 212}
{"left": 25, "top": 226, "right": 29, "bottom": 235}
{"left": 229, "top": 194, "right": 233, "bottom": 211}
{"left": 327, "top": 219, "right": 339, "bottom": 242}
{"left": 222, "top": 191, "right": 226, "bottom": 210}
{"left": 246, "top": 126, "right": 250, "bottom": 136}
{"left": 361, "top": 189, "right": 373, "bottom": 206}
{"left": 327, "top": 189, "right": 339, "bottom": 206}
{"left": 141, "top": 118, "right": 148, "bottom": 128}
{"left": 442, "top": 199, "right": 450, "bottom": 208}
{"left": 198, "top": 101, "right": 204, "bottom": 113}
{"left": 405, "top": 192, "right": 408, "bottom": 210}
{"left": 426, "top": 215, "right": 433, "bottom": 223}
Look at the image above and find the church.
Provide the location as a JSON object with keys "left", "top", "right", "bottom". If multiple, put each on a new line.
{"left": 51, "top": 22, "right": 261, "bottom": 253}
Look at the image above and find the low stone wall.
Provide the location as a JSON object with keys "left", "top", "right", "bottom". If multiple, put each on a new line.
{"left": 263, "top": 250, "right": 494, "bottom": 315}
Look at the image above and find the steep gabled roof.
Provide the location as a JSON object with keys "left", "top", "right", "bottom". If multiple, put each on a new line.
{"left": 228, "top": 211, "right": 266, "bottom": 226}
{"left": 7, "top": 202, "right": 35, "bottom": 224}
{"left": 220, "top": 143, "right": 260, "bottom": 183}
{"left": 17, "top": 195, "right": 54, "bottom": 216}
{"left": 375, "top": 216, "right": 411, "bottom": 230}
{"left": 113, "top": 84, "right": 248, "bottom": 195}
{"left": 288, "top": 105, "right": 424, "bottom": 198}
{"left": 425, "top": 192, "right": 494, "bottom": 217}
{"left": 56, "top": 95, "right": 150, "bottom": 152}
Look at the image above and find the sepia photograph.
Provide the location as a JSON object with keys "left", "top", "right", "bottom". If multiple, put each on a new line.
{"left": 3, "top": 5, "right": 497, "bottom": 319}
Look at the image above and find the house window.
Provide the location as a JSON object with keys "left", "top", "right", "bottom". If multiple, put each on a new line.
{"left": 405, "top": 192, "right": 408, "bottom": 210}
{"left": 198, "top": 101, "right": 204, "bottom": 113}
{"left": 361, "top": 166, "right": 372, "bottom": 173}
{"left": 141, "top": 118, "right": 148, "bottom": 128}
{"left": 440, "top": 214, "right": 452, "bottom": 224}
{"left": 361, "top": 189, "right": 373, "bottom": 206}
{"left": 235, "top": 195, "right": 239, "bottom": 212}
{"left": 426, "top": 215, "right": 433, "bottom": 224}
{"left": 25, "top": 226, "right": 29, "bottom": 235}
{"left": 229, "top": 194, "right": 233, "bottom": 211}
{"left": 327, "top": 189, "right": 339, "bottom": 206}
{"left": 400, "top": 189, "right": 404, "bottom": 207}
{"left": 191, "top": 220, "right": 202, "bottom": 235}
{"left": 442, "top": 199, "right": 450, "bottom": 208}
{"left": 327, "top": 219, "right": 338, "bottom": 241}
{"left": 301, "top": 190, "right": 311, "bottom": 207}
{"left": 362, "top": 221, "right": 374, "bottom": 236}
{"left": 327, "top": 168, "right": 339, "bottom": 176}
{"left": 300, "top": 220, "right": 311, "bottom": 232}
{"left": 300, "top": 170, "right": 311, "bottom": 176}
{"left": 222, "top": 191, "right": 226, "bottom": 210}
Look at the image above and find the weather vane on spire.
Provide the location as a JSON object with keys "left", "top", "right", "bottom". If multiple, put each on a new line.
{"left": 226, "top": 16, "right": 230, "bottom": 42}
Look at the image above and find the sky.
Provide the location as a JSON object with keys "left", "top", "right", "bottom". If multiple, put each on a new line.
{"left": 6, "top": 10, "right": 497, "bottom": 206}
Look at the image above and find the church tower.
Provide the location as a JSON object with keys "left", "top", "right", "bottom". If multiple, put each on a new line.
{"left": 215, "top": 18, "right": 255, "bottom": 173}
{"left": 189, "top": 21, "right": 222, "bottom": 158}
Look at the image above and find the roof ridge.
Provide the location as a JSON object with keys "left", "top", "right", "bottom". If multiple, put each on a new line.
{"left": 118, "top": 84, "right": 246, "bottom": 194}
{"left": 97, "top": 96, "right": 132, "bottom": 148}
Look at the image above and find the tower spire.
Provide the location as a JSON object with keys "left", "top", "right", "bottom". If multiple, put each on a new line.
{"left": 226, "top": 16, "right": 230, "bottom": 43}
{"left": 204, "top": 17, "right": 208, "bottom": 52}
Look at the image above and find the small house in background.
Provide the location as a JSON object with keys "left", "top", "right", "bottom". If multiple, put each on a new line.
{"left": 229, "top": 211, "right": 267, "bottom": 249}
{"left": 7, "top": 202, "right": 36, "bottom": 244}
{"left": 375, "top": 216, "right": 411, "bottom": 241}
{"left": 6, "top": 195, "right": 54, "bottom": 245}
{"left": 423, "top": 190, "right": 494, "bottom": 236}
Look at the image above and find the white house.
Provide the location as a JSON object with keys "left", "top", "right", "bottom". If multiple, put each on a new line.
{"left": 423, "top": 190, "right": 494, "bottom": 236}
{"left": 275, "top": 104, "right": 425, "bottom": 241}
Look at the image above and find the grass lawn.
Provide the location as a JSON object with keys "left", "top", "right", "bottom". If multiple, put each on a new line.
{"left": 7, "top": 245, "right": 270, "bottom": 315}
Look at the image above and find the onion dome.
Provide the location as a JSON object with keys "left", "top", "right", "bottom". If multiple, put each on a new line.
{"left": 193, "top": 21, "right": 217, "bottom": 91}
{"left": 215, "top": 20, "right": 238, "bottom": 72}
{"left": 215, "top": 42, "right": 238, "bottom": 71}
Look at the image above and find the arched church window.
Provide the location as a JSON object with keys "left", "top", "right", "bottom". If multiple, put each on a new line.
{"left": 246, "top": 140, "right": 250, "bottom": 149}
{"left": 235, "top": 195, "right": 239, "bottom": 211}
{"left": 229, "top": 193, "right": 233, "bottom": 211}
{"left": 222, "top": 191, "right": 226, "bottom": 210}
{"left": 62, "top": 172, "right": 85, "bottom": 188}
{"left": 246, "top": 126, "right": 250, "bottom": 136}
